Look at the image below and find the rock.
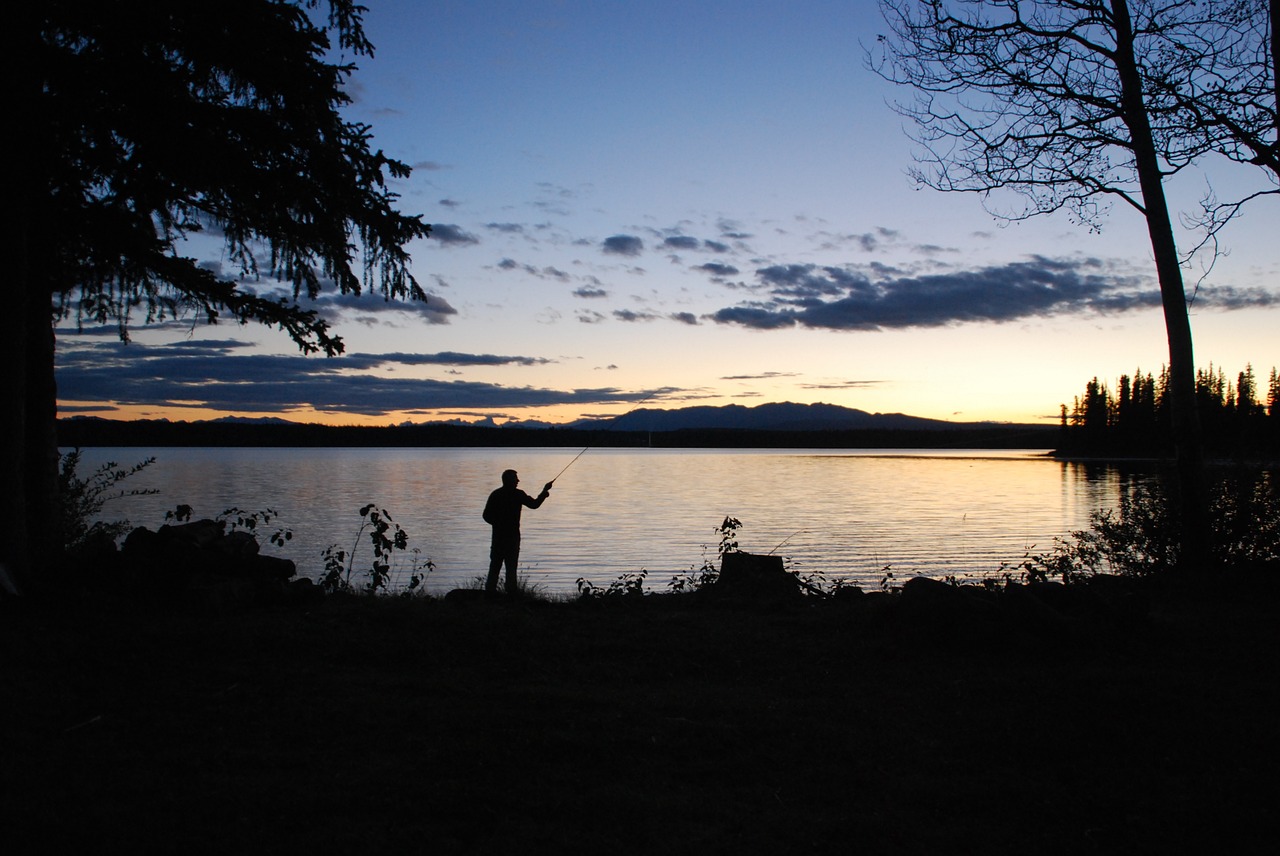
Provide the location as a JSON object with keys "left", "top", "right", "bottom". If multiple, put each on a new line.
{"left": 287, "top": 577, "right": 324, "bottom": 604}
{"left": 444, "top": 588, "right": 490, "bottom": 605}
{"left": 895, "top": 575, "right": 1000, "bottom": 638}
{"left": 108, "top": 520, "right": 297, "bottom": 607}
{"left": 213, "top": 530, "right": 260, "bottom": 559}
{"left": 831, "top": 584, "right": 864, "bottom": 602}
{"left": 156, "top": 519, "right": 225, "bottom": 548}
{"left": 901, "top": 575, "right": 967, "bottom": 604}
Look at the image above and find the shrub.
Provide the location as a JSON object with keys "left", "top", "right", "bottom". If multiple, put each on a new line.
{"left": 666, "top": 515, "right": 741, "bottom": 593}
{"left": 58, "top": 449, "right": 157, "bottom": 552}
{"left": 1028, "top": 469, "right": 1280, "bottom": 580}
{"left": 320, "top": 503, "right": 434, "bottom": 595}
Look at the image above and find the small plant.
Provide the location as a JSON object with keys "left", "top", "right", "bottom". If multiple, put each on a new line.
{"left": 319, "top": 503, "right": 431, "bottom": 595}
{"left": 217, "top": 507, "right": 292, "bottom": 549}
{"left": 401, "top": 548, "right": 436, "bottom": 595}
{"left": 668, "top": 515, "right": 742, "bottom": 592}
{"left": 58, "top": 449, "right": 158, "bottom": 551}
{"left": 577, "top": 568, "right": 648, "bottom": 598}
{"left": 165, "top": 504, "right": 294, "bottom": 549}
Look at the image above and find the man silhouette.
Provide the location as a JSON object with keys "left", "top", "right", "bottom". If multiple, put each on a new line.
{"left": 482, "top": 469, "right": 552, "bottom": 595}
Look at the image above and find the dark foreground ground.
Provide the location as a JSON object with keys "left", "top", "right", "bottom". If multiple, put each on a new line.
{"left": 2, "top": 581, "right": 1276, "bottom": 855}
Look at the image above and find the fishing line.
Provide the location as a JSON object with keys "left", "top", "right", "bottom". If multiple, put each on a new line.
{"left": 549, "top": 392, "right": 659, "bottom": 485}
{"left": 768, "top": 528, "right": 811, "bottom": 556}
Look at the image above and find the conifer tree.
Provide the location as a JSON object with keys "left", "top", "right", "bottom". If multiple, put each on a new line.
{"left": 4, "top": 2, "right": 431, "bottom": 590}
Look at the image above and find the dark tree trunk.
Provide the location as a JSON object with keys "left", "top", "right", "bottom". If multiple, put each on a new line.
{"left": 1112, "top": 0, "right": 1210, "bottom": 570}
{"left": 5, "top": 7, "right": 62, "bottom": 594}
{"left": 0, "top": 253, "right": 32, "bottom": 595}
{"left": 4, "top": 8, "right": 37, "bottom": 594}
{"left": 26, "top": 297, "right": 63, "bottom": 579}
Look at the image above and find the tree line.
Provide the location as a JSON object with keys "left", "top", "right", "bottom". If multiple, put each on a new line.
{"left": 1058, "top": 365, "right": 1280, "bottom": 457}
{"left": 55, "top": 417, "right": 1058, "bottom": 451}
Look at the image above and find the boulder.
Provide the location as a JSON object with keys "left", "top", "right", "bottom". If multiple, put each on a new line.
{"left": 109, "top": 520, "right": 295, "bottom": 604}
{"left": 156, "top": 518, "right": 225, "bottom": 548}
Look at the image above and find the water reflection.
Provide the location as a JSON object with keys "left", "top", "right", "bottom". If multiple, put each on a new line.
{"left": 74, "top": 447, "right": 1157, "bottom": 595}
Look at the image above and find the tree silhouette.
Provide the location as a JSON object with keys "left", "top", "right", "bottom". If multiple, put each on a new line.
{"left": 1157, "top": 0, "right": 1277, "bottom": 257}
{"left": 868, "top": 0, "right": 1275, "bottom": 569}
{"left": 4, "top": 1, "right": 431, "bottom": 590}
{"left": 1060, "top": 364, "right": 1278, "bottom": 456}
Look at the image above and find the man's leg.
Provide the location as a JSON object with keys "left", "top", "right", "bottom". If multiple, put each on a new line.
{"left": 504, "top": 546, "right": 521, "bottom": 596}
{"left": 486, "top": 540, "right": 503, "bottom": 593}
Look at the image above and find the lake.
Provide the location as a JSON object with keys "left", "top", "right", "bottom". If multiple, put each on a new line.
{"left": 73, "top": 446, "right": 1155, "bottom": 595}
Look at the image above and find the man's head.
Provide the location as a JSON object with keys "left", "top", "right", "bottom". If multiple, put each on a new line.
{"left": 501, "top": 469, "right": 519, "bottom": 487}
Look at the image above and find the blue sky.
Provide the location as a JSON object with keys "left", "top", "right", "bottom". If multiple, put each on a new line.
{"left": 56, "top": 0, "right": 1280, "bottom": 426}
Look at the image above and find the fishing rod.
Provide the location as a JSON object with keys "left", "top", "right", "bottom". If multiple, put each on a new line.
{"left": 768, "top": 528, "right": 811, "bottom": 556}
{"left": 548, "top": 392, "right": 659, "bottom": 485}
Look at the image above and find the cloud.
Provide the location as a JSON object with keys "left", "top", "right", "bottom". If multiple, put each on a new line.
{"left": 313, "top": 291, "right": 458, "bottom": 325}
{"left": 574, "top": 286, "right": 608, "bottom": 298}
{"left": 372, "top": 352, "right": 552, "bottom": 367}
{"left": 53, "top": 340, "right": 666, "bottom": 416}
{"left": 613, "top": 309, "right": 660, "bottom": 322}
{"left": 670, "top": 312, "right": 699, "bottom": 325}
{"left": 495, "top": 258, "right": 573, "bottom": 281}
{"left": 661, "top": 235, "right": 734, "bottom": 253}
{"left": 800, "top": 380, "right": 883, "bottom": 390}
{"left": 431, "top": 224, "right": 480, "bottom": 246}
{"left": 602, "top": 234, "right": 644, "bottom": 256}
{"left": 694, "top": 262, "right": 740, "bottom": 278}
{"left": 708, "top": 256, "right": 1280, "bottom": 331}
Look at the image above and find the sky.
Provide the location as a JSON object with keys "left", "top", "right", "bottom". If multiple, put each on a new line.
{"left": 55, "top": 0, "right": 1280, "bottom": 428}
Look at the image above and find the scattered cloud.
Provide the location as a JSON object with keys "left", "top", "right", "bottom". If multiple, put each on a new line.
{"left": 313, "top": 291, "right": 458, "bottom": 325}
{"left": 694, "top": 262, "right": 741, "bottom": 278}
{"left": 661, "top": 234, "right": 734, "bottom": 254}
{"left": 708, "top": 256, "right": 1280, "bottom": 331}
{"left": 602, "top": 234, "right": 644, "bottom": 256}
{"left": 613, "top": 309, "right": 660, "bottom": 322}
{"left": 721, "top": 372, "right": 801, "bottom": 380}
{"left": 431, "top": 224, "right": 480, "bottom": 246}
{"left": 53, "top": 340, "right": 679, "bottom": 416}
{"left": 800, "top": 380, "right": 884, "bottom": 390}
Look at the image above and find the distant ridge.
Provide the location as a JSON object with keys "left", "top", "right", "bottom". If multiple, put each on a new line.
{"left": 569, "top": 402, "right": 998, "bottom": 432}
{"left": 58, "top": 404, "right": 1057, "bottom": 449}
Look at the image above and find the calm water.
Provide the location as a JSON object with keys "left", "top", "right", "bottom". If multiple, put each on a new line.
{"left": 75, "top": 446, "right": 1153, "bottom": 594}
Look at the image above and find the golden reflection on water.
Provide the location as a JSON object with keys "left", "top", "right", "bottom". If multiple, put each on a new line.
{"left": 75, "top": 447, "right": 1156, "bottom": 594}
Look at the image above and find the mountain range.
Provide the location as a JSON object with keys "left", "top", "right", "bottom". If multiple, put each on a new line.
{"left": 563, "top": 402, "right": 968, "bottom": 432}
{"left": 202, "top": 401, "right": 1030, "bottom": 432}
{"left": 58, "top": 402, "right": 1055, "bottom": 448}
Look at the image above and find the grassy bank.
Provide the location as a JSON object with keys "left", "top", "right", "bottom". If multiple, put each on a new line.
{"left": 2, "top": 585, "right": 1275, "bottom": 854}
